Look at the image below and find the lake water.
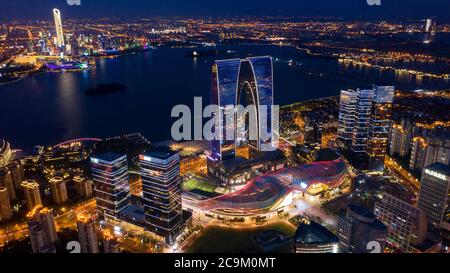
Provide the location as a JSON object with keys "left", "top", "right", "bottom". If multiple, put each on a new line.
{"left": 1, "top": 44, "right": 449, "bottom": 150}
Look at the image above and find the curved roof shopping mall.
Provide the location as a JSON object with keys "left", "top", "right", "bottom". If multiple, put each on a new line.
{"left": 188, "top": 158, "right": 349, "bottom": 217}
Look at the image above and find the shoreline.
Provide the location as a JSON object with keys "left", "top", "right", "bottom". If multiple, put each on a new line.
{"left": 2, "top": 43, "right": 448, "bottom": 150}
{"left": 5, "top": 94, "right": 336, "bottom": 153}
{"left": 0, "top": 47, "right": 150, "bottom": 86}
{"left": 0, "top": 71, "right": 47, "bottom": 86}
{"left": 2, "top": 43, "right": 448, "bottom": 92}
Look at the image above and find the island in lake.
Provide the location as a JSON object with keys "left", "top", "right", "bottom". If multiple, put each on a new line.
{"left": 85, "top": 83, "right": 127, "bottom": 96}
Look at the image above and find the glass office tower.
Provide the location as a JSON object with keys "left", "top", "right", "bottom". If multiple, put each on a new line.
{"left": 90, "top": 152, "right": 130, "bottom": 220}
{"left": 210, "top": 56, "right": 274, "bottom": 162}
{"left": 211, "top": 58, "right": 241, "bottom": 161}
{"left": 351, "top": 89, "right": 375, "bottom": 154}
{"left": 337, "top": 86, "right": 394, "bottom": 171}
{"left": 53, "top": 9, "right": 65, "bottom": 48}
{"left": 337, "top": 90, "right": 358, "bottom": 148}
{"left": 139, "top": 148, "right": 183, "bottom": 245}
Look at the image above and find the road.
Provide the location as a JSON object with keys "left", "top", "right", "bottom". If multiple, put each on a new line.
{"left": 385, "top": 156, "right": 420, "bottom": 196}
{"left": 0, "top": 199, "right": 97, "bottom": 247}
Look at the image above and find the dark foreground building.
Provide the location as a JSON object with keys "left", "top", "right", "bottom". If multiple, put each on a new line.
{"left": 294, "top": 220, "right": 339, "bottom": 253}
{"left": 338, "top": 204, "right": 387, "bottom": 253}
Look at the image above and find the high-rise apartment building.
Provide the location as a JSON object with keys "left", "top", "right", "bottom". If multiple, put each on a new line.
{"left": 337, "top": 90, "right": 357, "bottom": 147}
{"left": 27, "top": 206, "right": 58, "bottom": 244}
{"left": 409, "top": 126, "right": 450, "bottom": 172}
{"left": 210, "top": 56, "right": 274, "bottom": 162}
{"left": 21, "top": 180, "right": 42, "bottom": 211}
{"left": 0, "top": 187, "right": 12, "bottom": 221}
{"left": 49, "top": 176, "right": 68, "bottom": 204}
{"left": 389, "top": 118, "right": 414, "bottom": 158}
{"left": 351, "top": 89, "right": 374, "bottom": 154}
{"left": 367, "top": 86, "right": 394, "bottom": 171}
{"left": 77, "top": 214, "right": 99, "bottom": 253}
{"left": 0, "top": 170, "right": 16, "bottom": 200}
{"left": 73, "top": 175, "right": 93, "bottom": 197}
{"left": 27, "top": 206, "right": 57, "bottom": 253}
{"left": 337, "top": 86, "right": 394, "bottom": 170}
{"left": 28, "top": 222, "right": 52, "bottom": 253}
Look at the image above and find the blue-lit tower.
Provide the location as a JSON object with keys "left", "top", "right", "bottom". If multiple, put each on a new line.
{"left": 90, "top": 152, "right": 130, "bottom": 220}
{"left": 210, "top": 56, "right": 274, "bottom": 162}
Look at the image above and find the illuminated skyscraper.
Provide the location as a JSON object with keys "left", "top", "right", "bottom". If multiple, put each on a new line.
{"left": 0, "top": 187, "right": 12, "bottom": 221}
{"left": 90, "top": 153, "right": 130, "bottom": 220}
{"left": 139, "top": 148, "right": 183, "bottom": 245}
{"left": 367, "top": 86, "right": 394, "bottom": 171}
{"left": 49, "top": 176, "right": 68, "bottom": 204}
{"left": 418, "top": 163, "right": 450, "bottom": 230}
{"left": 28, "top": 222, "right": 51, "bottom": 253}
{"left": 389, "top": 119, "right": 414, "bottom": 158}
{"left": 77, "top": 214, "right": 99, "bottom": 253}
{"left": 337, "top": 90, "right": 357, "bottom": 148}
{"left": 409, "top": 136, "right": 428, "bottom": 170}
{"left": 27, "top": 206, "right": 57, "bottom": 253}
{"left": 21, "top": 180, "right": 42, "bottom": 211}
{"left": 338, "top": 89, "right": 373, "bottom": 152}
{"left": 210, "top": 56, "right": 274, "bottom": 162}
{"left": 408, "top": 125, "right": 450, "bottom": 172}
{"left": 53, "top": 9, "right": 65, "bottom": 48}
{"left": 351, "top": 89, "right": 374, "bottom": 154}
{"left": 389, "top": 125, "right": 407, "bottom": 157}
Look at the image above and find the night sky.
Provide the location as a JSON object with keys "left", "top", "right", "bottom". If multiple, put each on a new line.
{"left": 0, "top": 0, "right": 450, "bottom": 20}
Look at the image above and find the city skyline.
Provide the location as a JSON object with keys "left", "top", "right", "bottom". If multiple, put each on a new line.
{"left": 1, "top": 0, "right": 450, "bottom": 20}
{"left": 0, "top": 1, "right": 449, "bottom": 258}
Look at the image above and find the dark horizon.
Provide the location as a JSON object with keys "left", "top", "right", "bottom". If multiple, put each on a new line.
{"left": 1, "top": 0, "right": 450, "bottom": 21}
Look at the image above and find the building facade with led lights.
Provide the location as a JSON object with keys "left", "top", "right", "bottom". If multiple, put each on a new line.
{"left": 139, "top": 148, "right": 183, "bottom": 245}
{"left": 90, "top": 153, "right": 130, "bottom": 220}
{"left": 337, "top": 86, "right": 394, "bottom": 171}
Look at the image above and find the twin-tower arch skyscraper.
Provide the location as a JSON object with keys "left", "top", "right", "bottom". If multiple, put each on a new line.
{"left": 210, "top": 56, "right": 275, "bottom": 162}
